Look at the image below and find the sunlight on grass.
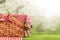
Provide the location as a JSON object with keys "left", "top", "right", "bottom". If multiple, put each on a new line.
{"left": 23, "top": 34, "right": 60, "bottom": 40}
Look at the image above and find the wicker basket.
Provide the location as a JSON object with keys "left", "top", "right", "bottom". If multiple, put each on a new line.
{"left": 0, "top": 14, "right": 32, "bottom": 40}
{"left": 0, "top": 14, "right": 27, "bottom": 37}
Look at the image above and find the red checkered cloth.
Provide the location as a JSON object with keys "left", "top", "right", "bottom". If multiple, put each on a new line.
{"left": 0, "top": 37, "right": 22, "bottom": 40}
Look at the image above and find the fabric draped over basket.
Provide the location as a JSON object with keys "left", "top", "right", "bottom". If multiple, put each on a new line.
{"left": 0, "top": 14, "right": 32, "bottom": 37}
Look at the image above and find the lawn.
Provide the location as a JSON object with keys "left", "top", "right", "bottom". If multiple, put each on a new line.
{"left": 23, "top": 34, "right": 60, "bottom": 40}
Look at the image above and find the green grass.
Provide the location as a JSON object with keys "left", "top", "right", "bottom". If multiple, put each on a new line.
{"left": 23, "top": 34, "right": 60, "bottom": 40}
